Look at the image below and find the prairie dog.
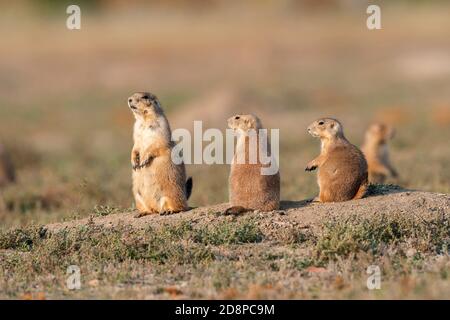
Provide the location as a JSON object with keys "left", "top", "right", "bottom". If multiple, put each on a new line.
{"left": 0, "top": 144, "right": 15, "bottom": 188}
{"left": 128, "top": 92, "right": 192, "bottom": 217}
{"left": 227, "top": 114, "right": 280, "bottom": 214}
{"left": 362, "top": 123, "right": 398, "bottom": 184}
{"left": 306, "top": 118, "right": 368, "bottom": 202}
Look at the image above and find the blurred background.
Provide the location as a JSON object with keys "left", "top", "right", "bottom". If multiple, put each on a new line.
{"left": 0, "top": 0, "right": 449, "bottom": 228}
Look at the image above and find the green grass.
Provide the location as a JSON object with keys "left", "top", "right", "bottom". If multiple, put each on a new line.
{"left": 0, "top": 218, "right": 263, "bottom": 269}
{"left": 1, "top": 212, "right": 448, "bottom": 298}
{"left": 193, "top": 219, "right": 263, "bottom": 245}
{"left": 313, "top": 212, "right": 450, "bottom": 263}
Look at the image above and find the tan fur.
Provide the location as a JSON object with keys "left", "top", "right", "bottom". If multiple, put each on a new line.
{"left": 306, "top": 118, "right": 368, "bottom": 202}
{"left": 128, "top": 92, "right": 189, "bottom": 217}
{"left": 227, "top": 114, "right": 280, "bottom": 212}
{"left": 0, "top": 144, "right": 15, "bottom": 188}
{"left": 362, "top": 123, "right": 398, "bottom": 184}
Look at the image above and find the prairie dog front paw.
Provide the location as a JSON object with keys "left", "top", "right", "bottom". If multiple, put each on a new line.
{"left": 132, "top": 150, "right": 140, "bottom": 170}
{"left": 305, "top": 162, "right": 318, "bottom": 171}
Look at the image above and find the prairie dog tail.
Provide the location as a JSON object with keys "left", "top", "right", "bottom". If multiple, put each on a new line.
{"left": 224, "top": 206, "right": 250, "bottom": 216}
{"left": 186, "top": 177, "right": 193, "bottom": 200}
{"left": 353, "top": 181, "right": 368, "bottom": 200}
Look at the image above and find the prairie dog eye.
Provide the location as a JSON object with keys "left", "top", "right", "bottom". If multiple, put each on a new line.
{"left": 142, "top": 95, "right": 149, "bottom": 100}
{"left": 235, "top": 116, "right": 240, "bottom": 120}
{"left": 318, "top": 121, "right": 325, "bottom": 125}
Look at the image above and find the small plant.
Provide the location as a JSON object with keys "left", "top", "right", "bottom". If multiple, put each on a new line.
{"left": 193, "top": 219, "right": 263, "bottom": 245}
{"left": 0, "top": 226, "right": 47, "bottom": 251}
{"left": 292, "top": 258, "right": 317, "bottom": 271}
{"left": 92, "top": 205, "right": 121, "bottom": 217}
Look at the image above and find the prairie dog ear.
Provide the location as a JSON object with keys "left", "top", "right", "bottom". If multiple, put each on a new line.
{"left": 329, "top": 120, "right": 342, "bottom": 135}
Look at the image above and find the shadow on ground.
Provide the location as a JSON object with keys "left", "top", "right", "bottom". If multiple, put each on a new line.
{"left": 280, "top": 184, "right": 410, "bottom": 210}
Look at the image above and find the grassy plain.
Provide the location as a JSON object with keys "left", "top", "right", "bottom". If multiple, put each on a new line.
{"left": 0, "top": 2, "right": 449, "bottom": 299}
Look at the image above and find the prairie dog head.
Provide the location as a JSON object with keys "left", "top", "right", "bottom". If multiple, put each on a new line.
{"left": 128, "top": 92, "right": 163, "bottom": 122}
{"left": 307, "top": 118, "right": 344, "bottom": 139}
{"left": 365, "top": 123, "right": 395, "bottom": 145}
{"left": 228, "top": 114, "right": 262, "bottom": 135}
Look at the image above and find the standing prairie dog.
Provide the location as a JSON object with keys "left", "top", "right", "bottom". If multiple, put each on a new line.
{"left": 362, "top": 123, "right": 398, "bottom": 184}
{"left": 226, "top": 114, "right": 280, "bottom": 214}
{"left": 128, "top": 92, "right": 192, "bottom": 217}
{"left": 306, "top": 118, "right": 368, "bottom": 202}
{"left": 0, "top": 144, "right": 15, "bottom": 188}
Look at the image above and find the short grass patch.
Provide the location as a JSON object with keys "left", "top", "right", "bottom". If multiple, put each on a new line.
{"left": 313, "top": 212, "right": 450, "bottom": 263}
{"left": 193, "top": 219, "right": 263, "bottom": 245}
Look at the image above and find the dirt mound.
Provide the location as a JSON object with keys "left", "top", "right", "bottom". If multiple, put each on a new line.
{"left": 47, "top": 186, "right": 450, "bottom": 239}
{"left": 3, "top": 185, "right": 449, "bottom": 300}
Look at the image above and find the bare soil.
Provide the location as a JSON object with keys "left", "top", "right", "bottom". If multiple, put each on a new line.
{"left": 48, "top": 186, "right": 450, "bottom": 240}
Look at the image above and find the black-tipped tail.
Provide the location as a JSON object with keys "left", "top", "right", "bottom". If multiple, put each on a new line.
{"left": 185, "top": 177, "right": 193, "bottom": 200}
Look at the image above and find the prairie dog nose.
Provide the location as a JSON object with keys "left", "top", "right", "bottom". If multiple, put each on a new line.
{"left": 128, "top": 97, "right": 137, "bottom": 109}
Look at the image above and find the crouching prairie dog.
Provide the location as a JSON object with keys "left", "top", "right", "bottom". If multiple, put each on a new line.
{"left": 226, "top": 114, "right": 280, "bottom": 215}
{"left": 0, "top": 144, "right": 15, "bottom": 188}
{"left": 128, "top": 92, "right": 192, "bottom": 217}
{"left": 306, "top": 118, "right": 368, "bottom": 202}
{"left": 362, "top": 123, "right": 398, "bottom": 184}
